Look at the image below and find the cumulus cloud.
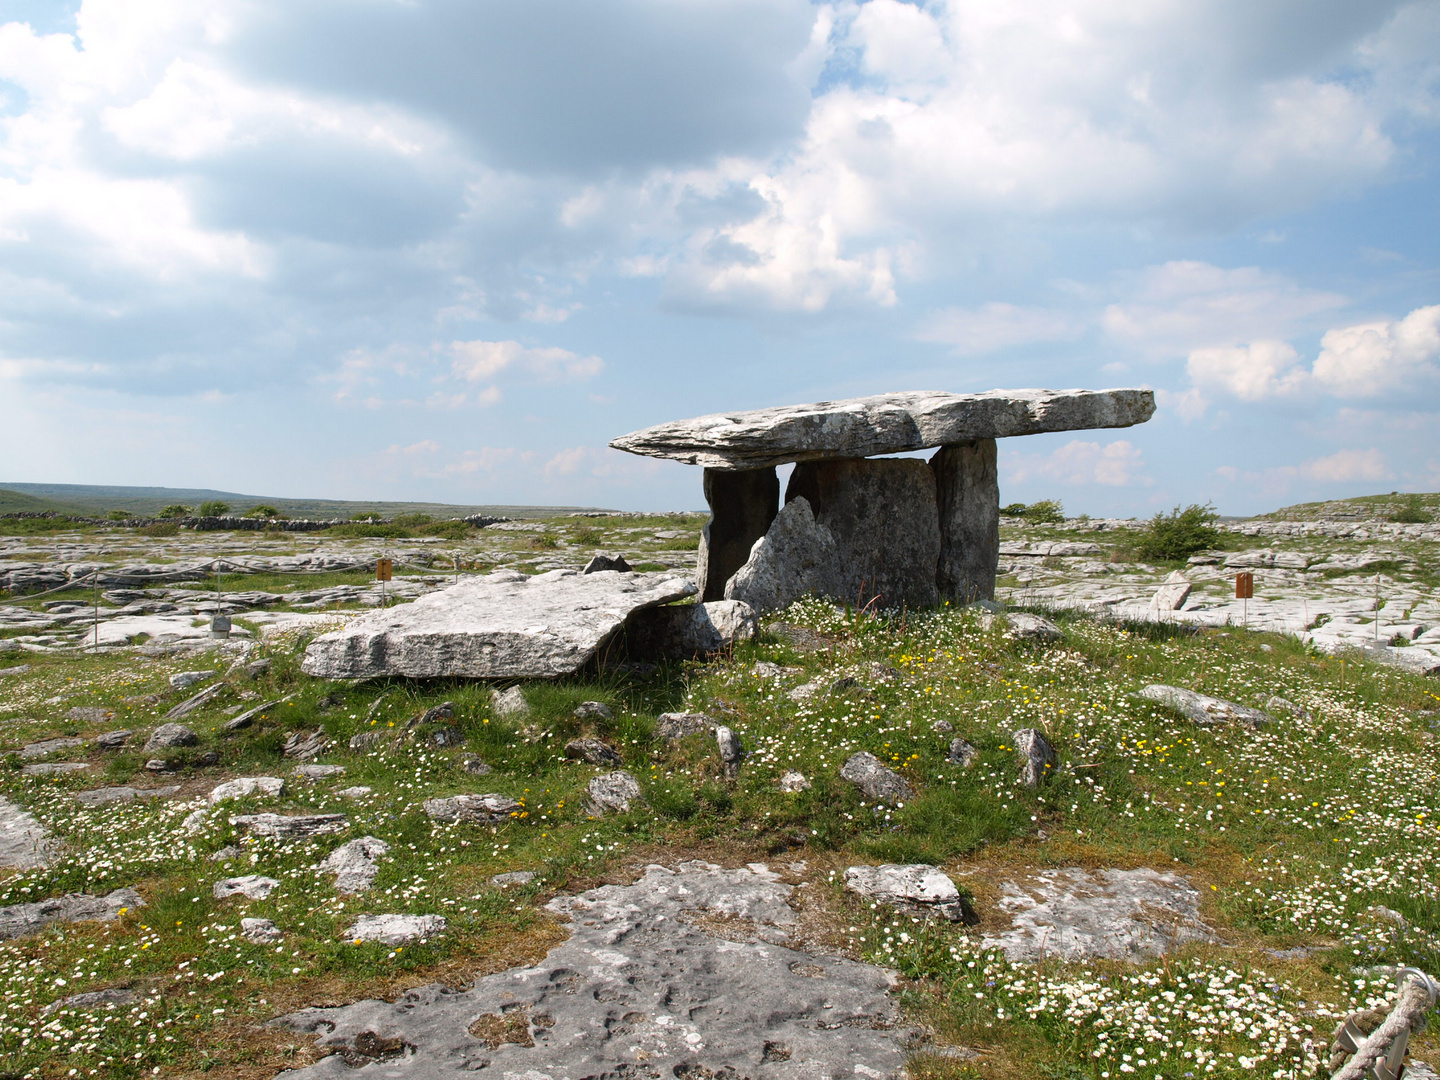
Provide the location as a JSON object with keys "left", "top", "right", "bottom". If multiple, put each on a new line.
{"left": 917, "top": 302, "right": 1080, "bottom": 355}
{"left": 1312, "top": 304, "right": 1440, "bottom": 397}
{"left": 1004, "top": 439, "right": 1148, "bottom": 488}
{"left": 1186, "top": 340, "right": 1310, "bottom": 401}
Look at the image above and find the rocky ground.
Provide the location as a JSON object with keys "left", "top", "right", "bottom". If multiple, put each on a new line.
{"left": 0, "top": 507, "right": 1438, "bottom": 1079}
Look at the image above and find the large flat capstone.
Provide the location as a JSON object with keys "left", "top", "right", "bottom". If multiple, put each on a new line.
{"left": 610, "top": 388, "right": 1156, "bottom": 470}
{"left": 271, "top": 862, "right": 910, "bottom": 1079}
{"left": 301, "top": 569, "right": 696, "bottom": 680}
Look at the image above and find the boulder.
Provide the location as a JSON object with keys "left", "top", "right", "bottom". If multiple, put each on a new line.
{"left": 1137, "top": 685, "right": 1273, "bottom": 729}
{"left": 724, "top": 497, "right": 839, "bottom": 614}
{"left": 931, "top": 439, "right": 1000, "bottom": 603}
{"left": 144, "top": 723, "right": 198, "bottom": 751}
{"left": 586, "top": 771, "right": 643, "bottom": 814}
{"left": 582, "top": 554, "right": 632, "bottom": 574}
{"left": 209, "top": 776, "right": 286, "bottom": 804}
{"left": 696, "top": 467, "right": 780, "bottom": 601}
{"left": 622, "top": 599, "right": 758, "bottom": 658}
{"left": 301, "top": 569, "right": 696, "bottom": 680}
{"left": 319, "top": 837, "right": 390, "bottom": 894}
{"left": 654, "top": 712, "right": 716, "bottom": 739}
{"left": 213, "top": 875, "right": 281, "bottom": 901}
{"left": 839, "top": 751, "right": 914, "bottom": 804}
{"left": 1149, "top": 570, "right": 1192, "bottom": 613}
{"left": 609, "top": 388, "right": 1158, "bottom": 470}
{"left": 844, "top": 864, "right": 975, "bottom": 923}
{"left": 1012, "top": 729, "right": 1056, "bottom": 787}
{"left": 422, "top": 794, "right": 520, "bottom": 824}
{"left": 564, "top": 738, "right": 623, "bottom": 767}
{"left": 0, "top": 888, "right": 142, "bottom": 941}
{"left": 231, "top": 813, "right": 348, "bottom": 840}
{"left": 345, "top": 914, "right": 445, "bottom": 946}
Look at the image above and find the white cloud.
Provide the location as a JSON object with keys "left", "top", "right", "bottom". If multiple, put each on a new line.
{"left": 1186, "top": 340, "right": 1309, "bottom": 401}
{"left": 1302, "top": 447, "right": 1390, "bottom": 483}
{"left": 1312, "top": 304, "right": 1440, "bottom": 397}
{"left": 1004, "top": 439, "right": 1148, "bottom": 488}
{"left": 449, "top": 340, "right": 604, "bottom": 384}
{"left": 917, "top": 302, "right": 1079, "bottom": 355}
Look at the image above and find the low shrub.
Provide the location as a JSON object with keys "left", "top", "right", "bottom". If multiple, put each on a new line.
{"left": 1133, "top": 502, "right": 1221, "bottom": 561}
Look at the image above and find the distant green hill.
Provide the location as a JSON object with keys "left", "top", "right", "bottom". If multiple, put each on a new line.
{"left": 1262, "top": 491, "right": 1439, "bottom": 523}
{"left": 0, "top": 483, "right": 608, "bottom": 520}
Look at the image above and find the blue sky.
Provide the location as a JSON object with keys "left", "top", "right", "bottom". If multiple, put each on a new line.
{"left": 0, "top": 0, "right": 1437, "bottom": 515}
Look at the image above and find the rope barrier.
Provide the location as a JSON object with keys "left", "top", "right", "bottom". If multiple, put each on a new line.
{"left": 1330, "top": 968, "right": 1438, "bottom": 1080}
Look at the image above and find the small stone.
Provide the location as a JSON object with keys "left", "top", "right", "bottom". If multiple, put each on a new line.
{"left": 142, "top": 759, "right": 176, "bottom": 773}
{"left": 490, "top": 871, "right": 535, "bottom": 887}
{"left": 213, "top": 875, "right": 281, "bottom": 901}
{"left": 845, "top": 864, "right": 975, "bottom": 923}
{"left": 586, "top": 771, "right": 643, "bottom": 814}
{"left": 459, "top": 756, "right": 492, "bottom": 776}
{"left": 319, "top": 837, "right": 390, "bottom": 894}
{"left": 1263, "top": 695, "right": 1309, "bottom": 719}
{"left": 1005, "top": 613, "right": 1063, "bottom": 642}
{"left": 196, "top": 750, "right": 220, "bottom": 767}
{"left": 0, "top": 664, "right": 30, "bottom": 676}
{"left": 947, "top": 738, "right": 980, "bottom": 768}
{"left": 564, "top": 738, "right": 622, "bottom": 767}
{"left": 654, "top": 712, "right": 715, "bottom": 739}
{"left": 20, "top": 737, "right": 87, "bottom": 760}
{"left": 751, "top": 661, "right": 804, "bottom": 679}
{"left": 777, "top": 771, "right": 811, "bottom": 792}
{"left": 422, "top": 794, "right": 520, "bottom": 824}
{"left": 582, "top": 554, "right": 632, "bottom": 574}
{"left": 931, "top": 719, "right": 955, "bottom": 734}
{"left": 295, "top": 763, "right": 346, "bottom": 780}
{"left": 345, "top": 913, "right": 445, "bottom": 946}
{"left": 231, "top": 813, "right": 348, "bottom": 839}
{"left": 787, "top": 680, "right": 825, "bottom": 702}
{"left": 839, "top": 751, "right": 914, "bottom": 805}
{"left": 182, "top": 809, "right": 212, "bottom": 833}
{"left": 1013, "top": 729, "right": 1056, "bottom": 787}
{"left": 209, "top": 776, "right": 286, "bottom": 804}
{"left": 282, "top": 729, "right": 330, "bottom": 760}
{"left": 170, "top": 671, "right": 215, "bottom": 690}
{"left": 94, "top": 729, "right": 132, "bottom": 749}
{"left": 491, "top": 685, "right": 530, "bottom": 718}
{"left": 23, "top": 762, "right": 90, "bottom": 776}
{"left": 245, "top": 659, "right": 272, "bottom": 679}
{"left": 144, "top": 723, "right": 198, "bottom": 751}
{"left": 715, "top": 725, "right": 744, "bottom": 774}
{"left": 573, "top": 701, "right": 614, "bottom": 722}
{"left": 208, "top": 846, "right": 240, "bottom": 862}
{"left": 337, "top": 786, "right": 373, "bottom": 798}
{"left": 241, "top": 917, "right": 283, "bottom": 943}
{"left": 41, "top": 987, "right": 135, "bottom": 1018}
{"left": 1137, "top": 685, "right": 1272, "bottom": 730}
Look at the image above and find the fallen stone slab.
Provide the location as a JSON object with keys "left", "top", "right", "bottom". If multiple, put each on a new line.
{"left": 845, "top": 864, "right": 975, "bottom": 923}
{"left": 74, "top": 785, "right": 181, "bottom": 808}
{"left": 0, "top": 795, "right": 56, "bottom": 868}
{"left": 1137, "top": 685, "right": 1273, "bottom": 729}
{"left": 0, "top": 888, "right": 143, "bottom": 940}
{"left": 273, "top": 862, "right": 909, "bottom": 1079}
{"left": 301, "top": 569, "right": 696, "bottom": 680}
{"left": 319, "top": 837, "right": 390, "bottom": 894}
{"left": 839, "top": 751, "right": 914, "bottom": 804}
{"left": 20, "top": 737, "right": 87, "bottom": 759}
{"left": 422, "top": 794, "right": 521, "bottom": 824}
{"left": 41, "top": 987, "right": 136, "bottom": 1018}
{"left": 586, "top": 770, "right": 642, "bottom": 814}
{"left": 345, "top": 913, "right": 445, "bottom": 946}
{"left": 163, "top": 682, "right": 226, "bottom": 720}
{"left": 231, "top": 813, "right": 348, "bottom": 840}
{"left": 213, "top": 875, "right": 281, "bottom": 901}
{"left": 725, "top": 497, "right": 839, "bottom": 614}
{"left": 610, "top": 388, "right": 1157, "bottom": 470}
{"left": 981, "top": 867, "right": 1216, "bottom": 963}
{"left": 209, "top": 776, "right": 286, "bottom": 804}
{"left": 296, "top": 764, "right": 345, "bottom": 780}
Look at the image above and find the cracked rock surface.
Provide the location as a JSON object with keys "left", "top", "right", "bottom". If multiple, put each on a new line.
{"left": 272, "top": 861, "right": 910, "bottom": 1079}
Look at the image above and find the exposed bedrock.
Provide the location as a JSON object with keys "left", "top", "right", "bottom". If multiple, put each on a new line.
{"left": 696, "top": 467, "right": 778, "bottom": 602}
{"left": 931, "top": 438, "right": 999, "bottom": 603}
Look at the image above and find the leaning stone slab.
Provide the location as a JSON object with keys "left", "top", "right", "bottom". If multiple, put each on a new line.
{"left": 0, "top": 888, "right": 142, "bottom": 940}
{"left": 0, "top": 795, "right": 55, "bottom": 868}
{"left": 981, "top": 867, "right": 1215, "bottom": 963}
{"left": 272, "top": 862, "right": 908, "bottom": 1080}
{"left": 422, "top": 794, "right": 520, "bottom": 824}
{"left": 621, "top": 599, "right": 758, "bottom": 658}
{"left": 1137, "top": 685, "right": 1273, "bottom": 729}
{"left": 839, "top": 751, "right": 914, "bottom": 804}
{"left": 301, "top": 569, "right": 696, "bottom": 679}
{"left": 845, "top": 864, "right": 975, "bottom": 923}
{"left": 231, "top": 813, "right": 348, "bottom": 839}
{"left": 725, "top": 497, "right": 839, "bottom": 614}
{"left": 610, "top": 388, "right": 1157, "bottom": 470}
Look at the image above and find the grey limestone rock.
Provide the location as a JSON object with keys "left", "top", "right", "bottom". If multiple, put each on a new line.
{"left": 696, "top": 466, "right": 779, "bottom": 601}
{"left": 74, "top": 785, "right": 180, "bottom": 808}
{"left": 1013, "top": 729, "right": 1056, "bottom": 787}
{"left": 337, "top": 786, "right": 373, "bottom": 799}
{"left": 586, "top": 770, "right": 642, "bottom": 814}
{"left": 231, "top": 813, "right": 348, "bottom": 839}
{"left": 224, "top": 696, "right": 291, "bottom": 732}
{"left": 163, "top": 682, "right": 225, "bottom": 720}
{"left": 296, "top": 763, "right": 346, "bottom": 780}
{"left": 66, "top": 706, "right": 114, "bottom": 724}
{"left": 0, "top": 795, "right": 55, "bottom": 868}
{"left": 752, "top": 661, "right": 804, "bottom": 679}
{"left": 144, "top": 723, "right": 198, "bottom": 751}
{"left": 490, "top": 870, "right": 535, "bottom": 887}
{"left": 209, "top": 776, "right": 286, "bottom": 804}
{"left": 1137, "top": 685, "right": 1273, "bottom": 729}
{"left": 301, "top": 569, "right": 696, "bottom": 680}
{"left": 1006, "top": 612, "right": 1063, "bottom": 641}
{"left": 23, "top": 762, "right": 89, "bottom": 775}
{"left": 490, "top": 685, "right": 530, "bottom": 718}
{"left": 981, "top": 867, "right": 1216, "bottom": 963}
{"left": 931, "top": 439, "right": 1000, "bottom": 603}
{"left": 459, "top": 756, "right": 491, "bottom": 776}
{"left": 564, "top": 738, "right": 623, "bottom": 767}
{"left": 41, "top": 987, "right": 136, "bottom": 1018}
{"left": 572, "top": 701, "right": 613, "bottom": 722}
{"left": 1149, "top": 571, "right": 1192, "bottom": 613}
{"left": 272, "top": 862, "right": 910, "bottom": 1080}
{"left": 283, "top": 729, "right": 330, "bottom": 760}
{"left": 654, "top": 711, "right": 716, "bottom": 740}
{"left": 715, "top": 725, "right": 744, "bottom": 765}
{"left": 582, "top": 553, "right": 632, "bottom": 574}
{"left": 213, "top": 874, "right": 281, "bottom": 901}
{"left": 21, "top": 737, "right": 87, "bottom": 759}
{"left": 319, "top": 837, "right": 390, "bottom": 894}
{"left": 94, "top": 729, "right": 133, "bottom": 749}
{"left": 345, "top": 913, "right": 445, "bottom": 945}
{"left": 839, "top": 751, "right": 914, "bottom": 804}
{"left": 170, "top": 670, "right": 215, "bottom": 689}
{"left": 0, "top": 888, "right": 143, "bottom": 940}
{"left": 242, "top": 917, "right": 283, "bottom": 943}
{"left": 422, "top": 794, "right": 520, "bottom": 824}
{"left": 947, "top": 738, "right": 980, "bottom": 768}
{"left": 777, "top": 770, "right": 812, "bottom": 792}
{"left": 845, "top": 864, "right": 975, "bottom": 923}
{"left": 724, "top": 497, "right": 838, "bottom": 614}
{"left": 932, "top": 719, "right": 955, "bottom": 733}
{"left": 622, "top": 599, "right": 759, "bottom": 658}
{"left": 610, "top": 388, "right": 1157, "bottom": 470}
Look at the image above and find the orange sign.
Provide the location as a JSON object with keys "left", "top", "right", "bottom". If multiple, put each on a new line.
{"left": 1234, "top": 572, "right": 1253, "bottom": 599}
{"left": 376, "top": 558, "right": 393, "bottom": 582}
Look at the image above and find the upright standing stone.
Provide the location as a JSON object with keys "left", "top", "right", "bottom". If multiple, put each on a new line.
{"left": 786, "top": 458, "right": 940, "bottom": 610}
{"left": 931, "top": 439, "right": 999, "bottom": 603}
{"left": 696, "top": 467, "right": 778, "bottom": 602}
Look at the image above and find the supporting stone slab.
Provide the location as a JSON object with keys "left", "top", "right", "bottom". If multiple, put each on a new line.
{"left": 696, "top": 467, "right": 778, "bottom": 602}
{"left": 785, "top": 457, "right": 940, "bottom": 610}
{"left": 931, "top": 439, "right": 999, "bottom": 603}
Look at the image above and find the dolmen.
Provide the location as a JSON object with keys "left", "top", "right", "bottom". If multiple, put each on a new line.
{"left": 610, "top": 388, "right": 1155, "bottom": 612}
